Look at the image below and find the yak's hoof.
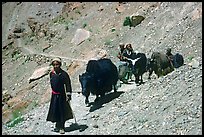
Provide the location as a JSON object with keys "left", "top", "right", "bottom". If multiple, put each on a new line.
{"left": 85, "top": 101, "right": 90, "bottom": 107}
{"left": 94, "top": 97, "right": 99, "bottom": 102}
{"left": 85, "top": 100, "right": 90, "bottom": 107}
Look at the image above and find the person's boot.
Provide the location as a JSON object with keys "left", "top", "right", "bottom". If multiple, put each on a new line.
{"left": 53, "top": 128, "right": 59, "bottom": 132}
{"left": 59, "top": 128, "right": 65, "bottom": 134}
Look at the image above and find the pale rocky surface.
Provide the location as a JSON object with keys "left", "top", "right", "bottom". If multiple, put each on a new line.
{"left": 2, "top": 2, "right": 202, "bottom": 135}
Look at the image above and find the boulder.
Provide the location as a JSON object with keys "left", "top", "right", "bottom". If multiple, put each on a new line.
{"left": 123, "top": 15, "right": 145, "bottom": 27}
{"left": 71, "top": 28, "right": 90, "bottom": 45}
{"left": 188, "top": 58, "right": 199, "bottom": 68}
{"left": 28, "top": 66, "right": 52, "bottom": 83}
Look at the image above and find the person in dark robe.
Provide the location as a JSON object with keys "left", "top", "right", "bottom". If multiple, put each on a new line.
{"left": 46, "top": 57, "right": 73, "bottom": 134}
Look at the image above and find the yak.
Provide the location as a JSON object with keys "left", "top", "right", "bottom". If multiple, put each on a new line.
{"left": 147, "top": 52, "right": 174, "bottom": 79}
{"left": 125, "top": 52, "right": 147, "bottom": 84}
{"left": 79, "top": 58, "right": 118, "bottom": 106}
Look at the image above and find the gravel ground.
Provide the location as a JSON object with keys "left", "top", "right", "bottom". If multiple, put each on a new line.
{"left": 2, "top": 63, "right": 202, "bottom": 135}
{"left": 2, "top": 2, "right": 202, "bottom": 135}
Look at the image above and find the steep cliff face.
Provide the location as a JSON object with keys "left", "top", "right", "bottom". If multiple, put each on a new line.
{"left": 2, "top": 2, "right": 202, "bottom": 135}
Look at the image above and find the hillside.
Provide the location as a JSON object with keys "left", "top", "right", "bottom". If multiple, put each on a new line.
{"left": 2, "top": 2, "right": 202, "bottom": 135}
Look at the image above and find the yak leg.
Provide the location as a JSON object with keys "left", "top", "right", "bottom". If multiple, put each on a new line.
{"left": 148, "top": 69, "right": 153, "bottom": 79}
{"left": 85, "top": 96, "right": 90, "bottom": 107}
{"left": 94, "top": 94, "right": 100, "bottom": 102}
{"left": 100, "top": 91, "right": 105, "bottom": 97}
{"left": 85, "top": 91, "right": 90, "bottom": 106}
{"left": 154, "top": 67, "right": 161, "bottom": 78}
{"left": 134, "top": 74, "right": 139, "bottom": 84}
{"left": 140, "top": 75, "right": 143, "bottom": 84}
{"left": 113, "top": 85, "right": 117, "bottom": 92}
{"left": 158, "top": 68, "right": 163, "bottom": 77}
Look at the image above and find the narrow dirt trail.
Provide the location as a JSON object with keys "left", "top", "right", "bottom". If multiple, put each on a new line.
{"left": 17, "top": 38, "right": 88, "bottom": 62}
{"left": 3, "top": 81, "right": 137, "bottom": 135}
{"left": 2, "top": 2, "right": 202, "bottom": 135}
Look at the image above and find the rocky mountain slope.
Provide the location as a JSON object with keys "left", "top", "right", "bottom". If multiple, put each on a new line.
{"left": 2, "top": 2, "right": 202, "bottom": 135}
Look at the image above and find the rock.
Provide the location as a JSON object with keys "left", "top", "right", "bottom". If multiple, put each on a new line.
{"left": 98, "top": 5, "right": 104, "bottom": 11}
{"left": 27, "top": 17, "right": 38, "bottom": 32}
{"left": 188, "top": 58, "right": 199, "bottom": 68}
{"left": 96, "top": 49, "right": 107, "bottom": 59}
{"left": 123, "top": 15, "right": 145, "bottom": 27}
{"left": 2, "top": 90, "right": 13, "bottom": 103}
{"left": 115, "top": 5, "right": 125, "bottom": 13}
{"left": 13, "top": 26, "right": 25, "bottom": 33}
{"left": 191, "top": 7, "right": 202, "bottom": 20}
{"left": 71, "top": 29, "right": 90, "bottom": 45}
{"left": 130, "top": 15, "right": 145, "bottom": 27}
{"left": 38, "top": 32, "right": 45, "bottom": 38}
{"left": 117, "top": 111, "right": 128, "bottom": 117}
{"left": 28, "top": 66, "right": 52, "bottom": 83}
{"left": 2, "top": 39, "right": 14, "bottom": 49}
{"left": 93, "top": 124, "right": 99, "bottom": 128}
{"left": 42, "top": 44, "right": 51, "bottom": 52}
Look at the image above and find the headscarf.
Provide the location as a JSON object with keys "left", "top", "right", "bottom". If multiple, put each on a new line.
{"left": 51, "top": 57, "right": 62, "bottom": 66}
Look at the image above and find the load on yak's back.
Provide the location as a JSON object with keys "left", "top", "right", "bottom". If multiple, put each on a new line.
{"left": 165, "top": 48, "right": 184, "bottom": 68}
{"left": 172, "top": 53, "right": 184, "bottom": 68}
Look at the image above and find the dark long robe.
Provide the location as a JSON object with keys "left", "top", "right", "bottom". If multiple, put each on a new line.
{"left": 46, "top": 68, "right": 73, "bottom": 123}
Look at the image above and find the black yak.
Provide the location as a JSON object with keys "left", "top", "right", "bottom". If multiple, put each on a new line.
{"left": 79, "top": 58, "right": 118, "bottom": 106}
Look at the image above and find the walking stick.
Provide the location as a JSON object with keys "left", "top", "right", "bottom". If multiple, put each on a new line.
{"left": 64, "top": 84, "right": 77, "bottom": 124}
{"left": 68, "top": 101, "right": 77, "bottom": 124}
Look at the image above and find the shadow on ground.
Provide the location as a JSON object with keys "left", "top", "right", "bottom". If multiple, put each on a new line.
{"left": 65, "top": 123, "right": 88, "bottom": 132}
{"left": 89, "top": 91, "right": 124, "bottom": 112}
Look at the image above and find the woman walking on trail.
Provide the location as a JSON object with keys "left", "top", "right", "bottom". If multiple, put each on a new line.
{"left": 46, "top": 57, "right": 73, "bottom": 134}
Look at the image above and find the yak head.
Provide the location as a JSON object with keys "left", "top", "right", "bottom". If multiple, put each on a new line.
{"left": 79, "top": 72, "right": 94, "bottom": 97}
